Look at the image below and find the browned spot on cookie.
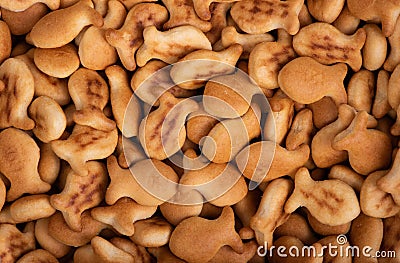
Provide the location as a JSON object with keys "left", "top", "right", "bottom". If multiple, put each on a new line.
{"left": 326, "top": 53, "right": 336, "bottom": 59}
{"left": 301, "top": 189, "right": 309, "bottom": 198}
{"left": 250, "top": 5, "right": 261, "bottom": 13}
{"left": 130, "top": 38, "right": 142, "bottom": 48}
{"left": 48, "top": 77, "right": 58, "bottom": 86}
{"left": 301, "top": 189, "right": 336, "bottom": 212}
{"left": 86, "top": 79, "right": 104, "bottom": 100}
{"left": 270, "top": 47, "right": 290, "bottom": 61}
{"left": 161, "top": 117, "right": 177, "bottom": 145}
{"left": 68, "top": 193, "right": 79, "bottom": 207}
{"left": 280, "top": 2, "right": 289, "bottom": 8}
{"left": 73, "top": 129, "right": 107, "bottom": 148}
{"left": 324, "top": 189, "right": 344, "bottom": 203}
{"left": 280, "top": 10, "right": 289, "bottom": 18}
{"left": 8, "top": 233, "right": 29, "bottom": 254}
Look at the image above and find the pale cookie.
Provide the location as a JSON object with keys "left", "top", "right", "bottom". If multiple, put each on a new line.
{"left": 193, "top": 0, "right": 238, "bottom": 21}
{"left": 278, "top": 56, "right": 348, "bottom": 106}
{"left": 16, "top": 249, "right": 59, "bottom": 263}
{"left": 117, "top": 136, "right": 147, "bottom": 168}
{"left": 236, "top": 141, "right": 310, "bottom": 183}
{"left": 73, "top": 244, "right": 102, "bottom": 263}
{"left": 333, "top": 111, "right": 392, "bottom": 175}
{"left": 362, "top": 24, "right": 387, "bottom": 71}
{"left": 285, "top": 167, "right": 360, "bottom": 226}
{"left": 35, "top": 218, "right": 71, "bottom": 258}
{"left": 29, "top": 96, "right": 67, "bottom": 143}
{"left": 50, "top": 161, "right": 108, "bottom": 231}
{"left": 130, "top": 217, "right": 173, "bottom": 247}
{"left": 105, "top": 3, "right": 168, "bottom": 71}
{"left": 286, "top": 108, "right": 314, "bottom": 151}
{"left": 1, "top": 4, "right": 48, "bottom": 35}
{"left": 220, "top": 26, "right": 274, "bottom": 59}
{"left": 388, "top": 64, "right": 400, "bottom": 110}
{"left": 91, "top": 197, "right": 157, "bottom": 236}
{"left": 160, "top": 198, "right": 203, "bottom": 226}
{"left": 186, "top": 104, "right": 219, "bottom": 145}
{"left": 15, "top": 50, "right": 70, "bottom": 106}
{"left": 350, "top": 214, "right": 383, "bottom": 263}
{"left": 0, "top": 223, "right": 36, "bottom": 263}
{"left": 307, "top": 0, "right": 345, "bottom": 23}
{"left": 162, "top": 0, "right": 212, "bottom": 32}
{"left": 378, "top": 150, "right": 400, "bottom": 206}
{"left": 0, "top": 58, "right": 35, "bottom": 130}
{"left": 38, "top": 142, "right": 61, "bottom": 184}
{"left": 0, "top": 0, "right": 59, "bottom": 11}
{"left": 390, "top": 104, "right": 400, "bottom": 136}
{"left": 169, "top": 44, "right": 243, "bottom": 90}
{"left": 305, "top": 210, "right": 351, "bottom": 236}
{"left": 131, "top": 60, "right": 196, "bottom": 106}
{"left": 202, "top": 71, "right": 261, "bottom": 118}
{"left": 361, "top": 170, "right": 400, "bottom": 218}
{"left": 347, "top": 0, "right": 400, "bottom": 37}
{"left": 293, "top": 22, "right": 366, "bottom": 71}
{"left": 110, "top": 237, "right": 152, "bottom": 263}
{"left": 139, "top": 92, "right": 198, "bottom": 160}
{"left": 78, "top": 0, "right": 127, "bottom": 70}
{"left": 250, "top": 178, "right": 293, "bottom": 246}
{"left": 48, "top": 211, "right": 108, "bottom": 247}
{"left": 179, "top": 162, "right": 248, "bottom": 207}
{"left": 264, "top": 93, "right": 295, "bottom": 144}
{"left": 51, "top": 124, "right": 118, "bottom": 177}
{"left": 91, "top": 236, "right": 135, "bottom": 263}
{"left": 333, "top": 4, "right": 360, "bottom": 35}
{"left": 9, "top": 194, "right": 56, "bottom": 223}
{"left": 328, "top": 165, "right": 364, "bottom": 193}
{"left": 106, "top": 65, "right": 141, "bottom": 137}
{"left": 248, "top": 31, "right": 296, "bottom": 90}
{"left": 347, "top": 70, "right": 375, "bottom": 113}
{"left": 201, "top": 103, "right": 261, "bottom": 163}
{"left": 0, "top": 128, "right": 51, "bottom": 201}
{"left": 205, "top": 2, "right": 232, "bottom": 44}
{"left": 106, "top": 156, "right": 179, "bottom": 206}
{"left": 136, "top": 25, "right": 212, "bottom": 67}
{"left": 230, "top": 0, "right": 303, "bottom": 35}
{"left": 0, "top": 20, "right": 11, "bottom": 63}
{"left": 30, "top": 0, "right": 103, "bottom": 48}
{"left": 68, "top": 68, "right": 116, "bottom": 132}
{"left": 311, "top": 104, "right": 356, "bottom": 168}
{"left": 33, "top": 44, "right": 80, "bottom": 78}
{"left": 384, "top": 17, "right": 400, "bottom": 72}
{"left": 169, "top": 206, "right": 244, "bottom": 262}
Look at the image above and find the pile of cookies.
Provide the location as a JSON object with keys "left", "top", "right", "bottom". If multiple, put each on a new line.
{"left": 0, "top": 0, "right": 400, "bottom": 262}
